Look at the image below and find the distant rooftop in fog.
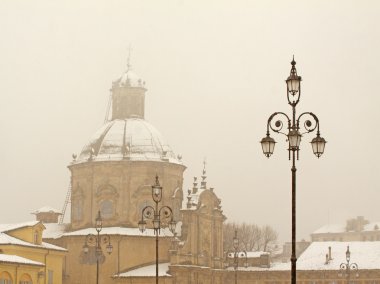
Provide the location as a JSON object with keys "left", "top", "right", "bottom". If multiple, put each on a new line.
{"left": 311, "top": 216, "right": 380, "bottom": 242}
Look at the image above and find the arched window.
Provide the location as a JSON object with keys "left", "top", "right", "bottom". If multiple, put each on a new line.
{"left": 0, "top": 271, "right": 13, "bottom": 284}
{"left": 72, "top": 199, "right": 83, "bottom": 221}
{"left": 19, "top": 273, "right": 32, "bottom": 284}
{"left": 100, "top": 200, "right": 114, "bottom": 219}
{"left": 34, "top": 231, "right": 38, "bottom": 244}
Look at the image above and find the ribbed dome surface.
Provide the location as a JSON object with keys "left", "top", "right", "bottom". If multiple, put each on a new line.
{"left": 77, "top": 118, "right": 181, "bottom": 164}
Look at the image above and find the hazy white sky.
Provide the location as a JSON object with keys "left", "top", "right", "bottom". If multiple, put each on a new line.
{"left": 0, "top": 0, "right": 379, "bottom": 242}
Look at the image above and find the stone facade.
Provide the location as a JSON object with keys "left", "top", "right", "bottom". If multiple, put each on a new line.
{"left": 42, "top": 63, "right": 227, "bottom": 284}
{"left": 68, "top": 160, "right": 185, "bottom": 230}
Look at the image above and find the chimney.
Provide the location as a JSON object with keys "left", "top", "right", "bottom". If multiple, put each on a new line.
{"left": 328, "top": 246, "right": 332, "bottom": 260}
{"left": 325, "top": 253, "right": 329, "bottom": 265}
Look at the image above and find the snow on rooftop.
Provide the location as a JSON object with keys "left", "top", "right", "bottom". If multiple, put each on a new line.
{"left": 313, "top": 222, "right": 380, "bottom": 234}
{"left": 0, "top": 232, "right": 66, "bottom": 252}
{"left": 247, "top": 251, "right": 269, "bottom": 258}
{"left": 42, "top": 223, "right": 67, "bottom": 239}
{"left": 182, "top": 187, "right": 208, "bottom": 210}
{"left": 114, "top": 69, "right": 145, "bottom": 89}
{"left": 295, "top": 241, "right": 380, "bottom": 270}
{"left": 312, "top": 224, "right": 348, "bottom": 234}
{"left": 63, "top": 226, "right": 175, "bottom": 238}
{"left": 116, "top": 262, "right": 170, "bottom": 277}
{"left": 41, "top": 241, "right": 67, "bottom": 251}
{"left": 363, "top": 222, "right": 380, "bottom": 232}
{"left": 0, "top": 221, "right": 41, "bottom": 233}
{"left": 227, "top": 251, "right": 269, "bottom": 259}
{"left": 32, "top": 206, "right": 61, "bottom": 215}
{"left": 76, "top": 118, "right": 182, "bottom": 165}
{"left": 223, "top": 242, "right": 380, "bottom": 272}
{"left": 0, "top": 254, "right": 44, "bottom": 266}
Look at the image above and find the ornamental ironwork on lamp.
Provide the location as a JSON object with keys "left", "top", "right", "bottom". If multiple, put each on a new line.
{"left": 138, "top": 175, "right": 176, "bottom": 284}
{"left": 338, "top": 246, "right": 359, "bottom": 284}
{"left": 260, "top": 57, "right": 327, "bottom": 284}
{"left": 81, "top": 211, "right": 113, "bottom": 284}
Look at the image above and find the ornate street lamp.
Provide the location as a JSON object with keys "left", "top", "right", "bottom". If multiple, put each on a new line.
{"left": 138, "top": 175, "right": 176, "bottom": 284}
{"left": 224, "top": 229, "right": 248, "bottom": 284}
{"left": 260, "top": 57, "right": 326, "bottom": 284}
{"left": 82, "top": 211, "right": 113, "bottom": 284}
{"left": 339, "top": 246, "right": 359, "bottom": 284}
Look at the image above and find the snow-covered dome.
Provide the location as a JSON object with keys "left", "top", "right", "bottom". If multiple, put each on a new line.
{"left": 113, "top": 69, "right": 145, "bottom": 88}
{"left": 76, "top": 118, "right": 181, "bottom": 164}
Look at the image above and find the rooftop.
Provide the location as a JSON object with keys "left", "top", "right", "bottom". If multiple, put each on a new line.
{"left": 0, "top": 254, "right": 44, "bottom": 267}
{"left": 116, "top": 262, "right": 170, "bottom": 278}
{"left": 44, "top": 225, "right": 175, "bottom": 239}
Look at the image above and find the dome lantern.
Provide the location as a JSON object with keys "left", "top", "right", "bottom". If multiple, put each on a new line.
{"left": 110, "top": 59, "right": 147, "bottom": 120}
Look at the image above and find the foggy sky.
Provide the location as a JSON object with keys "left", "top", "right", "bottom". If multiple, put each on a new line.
{"left": 0, "top": 0, "right": 379, "bottom": 243}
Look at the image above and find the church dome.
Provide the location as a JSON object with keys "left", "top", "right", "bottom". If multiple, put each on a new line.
{"left": 76, "top": 118, "right": 181, "bottom": 164}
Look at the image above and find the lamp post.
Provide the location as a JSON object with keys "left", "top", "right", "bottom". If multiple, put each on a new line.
{"left": 224, "top": 229, "right": 248, "bottom": 284}
{"left": 138, "top": 175, "right": 176, "bottom": 284}
{"left": 82, "top": 211, "right": 113, "bottom": 284}
{"left": 260, "top": 57, "right": 326, "bottom": 284}
{"left": 339, "top": 246, "right": 359, "bottom": 284}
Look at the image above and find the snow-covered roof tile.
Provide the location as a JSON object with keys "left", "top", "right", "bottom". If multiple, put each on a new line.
{"left": 0, "top": 232, "right": 66, "bottom": 252}
{"left": 0, "top": 254, "right": 44, "bottom": 266}
{"left": 0, "top": 221, "right": 41, "bottom": 233}
{"left": 41, "top": 242, "right": 67, "bottom": 251}
{"left": 63, "top": 226, "right": 174, "bottom": 238}
{"left": 312, "top": 224, "right": 347, "bottom": 234}
{"left": 116, "top": 262, "right": 171, "bottom": 277}
{"left": 76, "top": 118, "right": 182, "bottom": 165}
{"left": 296, "top": 241, "right": 380, "bottom": 270}
{"left": 42, "top": 223, "right": 67, "bottom": 239}
{"left": 226, "top": 242, "right": 380, "bottom": 272}
{"left": 313, "top": 222, "right": 380, "bottom": 234}
{"left": 363, "top": 222, "right": 380, "bottom": 232}
{"left": 247, "top": 251, "right": 269, "bottom": 258}
{"left": 32, "top": 206, "right": 61, "bottom": 215}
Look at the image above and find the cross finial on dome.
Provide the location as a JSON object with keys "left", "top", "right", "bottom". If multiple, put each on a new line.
{"left": 127, "top": 45, "right": 132, "bottom": 71}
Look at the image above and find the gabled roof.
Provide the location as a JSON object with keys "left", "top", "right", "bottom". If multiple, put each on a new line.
{"left": 0, "top": 232, "right": 66, "bottom": 252}
{"left": 0, "top": 221, "right": 43, "bottom": 233}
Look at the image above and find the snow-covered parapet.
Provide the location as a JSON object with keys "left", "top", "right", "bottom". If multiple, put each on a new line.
{"left": 32, "top": 206, "right": 61, "bottom": 215}
{"left": 32, "top": 206, "right": 62, "bottom": 224}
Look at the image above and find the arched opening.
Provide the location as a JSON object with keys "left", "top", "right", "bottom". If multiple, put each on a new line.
{"left": 0, "top": 271, "right": 13, "bottom": 284}
{"left": 72, "top": 199, "right": 83, "bottom": 221}
{"left": 100, "top": 200, "right": 114, "bottom": 219}
{"left": 19, "top": 273, "right": 32, "bottom": 284}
